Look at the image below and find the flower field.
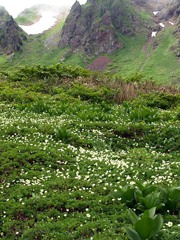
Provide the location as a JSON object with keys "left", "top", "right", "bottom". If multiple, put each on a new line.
{"left": 0, "top": 65, "right": 179, "bottom": 239}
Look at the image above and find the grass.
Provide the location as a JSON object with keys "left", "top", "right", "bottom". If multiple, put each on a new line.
{"left": 109, "top": 27, "right": 179, "bottom": 84}
{"left": 109, "top": 33, "right": 147, "bottom": 77}
{"left": 0, "top": 55, "right": 9, "bottom": 69}
{"left": 0, "top": 65, "right": 180, "bottom": 239}
{"left": 141, "top": 28, "right": 180, "bottom": 84}
{"left": 8, "top": 19, "right": 66, "bottom": 68}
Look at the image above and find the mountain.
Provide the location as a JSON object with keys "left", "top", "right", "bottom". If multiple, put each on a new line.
{"left": 59, "top": 0, "right": 145, "bottom": 55}
{"left": 0, "top": 6, "right": 27, "bottom": 55}
{"left": 0, "top": 1, "right": 179, "bottom": 84}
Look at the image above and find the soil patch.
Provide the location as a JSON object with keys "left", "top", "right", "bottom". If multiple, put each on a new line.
{"left": 87, "top": 56, "right": 112, "bottom": 71}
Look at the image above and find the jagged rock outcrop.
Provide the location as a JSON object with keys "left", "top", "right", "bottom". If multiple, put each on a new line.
{"left": 158, "top": 0, "right": 180, "bottom": 20}
{"left": 59, "top": 0, "right": 142, "bottom": 55}
{"left": 0, "top": 6, "right": 27, "bottom": 55}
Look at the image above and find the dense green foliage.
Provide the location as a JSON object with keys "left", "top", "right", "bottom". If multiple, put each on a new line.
{"left": 0, "top": 65, "right": 179, "bottom": 239}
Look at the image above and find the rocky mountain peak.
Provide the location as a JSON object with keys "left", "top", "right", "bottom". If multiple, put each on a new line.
{"left": 71, "top": 1, "right": 81, "bottom": 10}
{"left": 0, "top": 6, "right": 27, "bottom": 55}
{"left": 59, "top": 0, "right": 143, "bottom": 55}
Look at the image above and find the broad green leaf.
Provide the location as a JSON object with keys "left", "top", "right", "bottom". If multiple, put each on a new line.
{"left": 169, "top": 187, "right": 180, "bottom": 202}
{"left": 136, "top": 182, "right": 145, "bottom": 192}
{"left": 148, "top": 207, "right": 156, "bottom": 218}
{"left": 128, "top": 209, "right": 139, "bottom": 224}
{"left": 135, "top": 214, "right": 163, "bottom": 239}
{"left": 121, "top": 185, "right": 135, "bottom": 204}
{"left": 134, "top": 189, "right": 143, "bottom": 203}
{"left": 156, "top": 203, "right": 165, "bottom": 210}
{"left": 150, "top": 215, "right": 163, "bottom": 238}
{"left": 143, "top": 207, "right": 156, "bottom": 218}
{"left": 144, "top": 192, "right": 161, "bottom": 209}
{"left": 143, "top": 185, "right": 157, "bottom": 197}
{"left": 135, "top": 217, "right": 154, "bottom": 239}
{"left": 125, "top": 227, "right": 141, "bottom": 240}
{"left": 136, "top": 203, "right": 145, "bottom": 212}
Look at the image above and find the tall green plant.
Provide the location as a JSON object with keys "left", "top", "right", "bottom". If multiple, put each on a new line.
{"left": 125, "top": 208, "right": 163, "bottom": 240}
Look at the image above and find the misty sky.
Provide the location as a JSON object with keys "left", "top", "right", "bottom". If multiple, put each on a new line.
{"left": 0, "top": 0, "right": 87, "bottom": 17}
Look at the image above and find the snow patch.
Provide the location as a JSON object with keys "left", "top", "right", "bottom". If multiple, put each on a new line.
{"left": 151, "top": 31, "right": 157, "bottom": 37}
{"left": 153, "top": 11, "right": 159, "bottom": 16}
{"left": 159, "top": 23, "right": 165, "bottom": 28}
{"left": 19, "top": 12, "right": 57, "bottom": 35}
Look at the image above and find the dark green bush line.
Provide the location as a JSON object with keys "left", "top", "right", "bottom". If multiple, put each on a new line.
{"left": 1, "top": 63, "right": 91, "bottom": 82}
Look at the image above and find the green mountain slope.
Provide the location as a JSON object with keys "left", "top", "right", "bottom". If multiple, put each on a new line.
{"left": 0, "top": 1, "right": 179, "bottom": 84}
{"left": 109, "top": 26, "right": 179, "bottom": 84}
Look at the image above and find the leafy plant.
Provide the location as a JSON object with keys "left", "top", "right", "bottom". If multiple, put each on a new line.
{"left": 117, "top": 183, "right": 180, "bottom": 213}
{"left": 134, "top": 183, "right": 164, "bottom": 211}
{"left": 125, "top": 208, "right": 163, "bottom": 240}
{"left": 160, "top": 186, "right": 180, "bottom": 213}
{"left": 53, "top": 126, "right": 71, "bottom": 143}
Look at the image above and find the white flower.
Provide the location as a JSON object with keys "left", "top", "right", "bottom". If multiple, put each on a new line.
{"left": 86, "top": 213, "right": 91, "bottom": 218}
{"left": 165, "top": 221, "right": 173, "bottom": 227}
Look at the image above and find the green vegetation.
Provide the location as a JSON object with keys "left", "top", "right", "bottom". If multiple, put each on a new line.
{"left": 0, "top": 64, "right": 179, "bottom": 239}
{"left": 4, "top": 25, "right": 178, "bottom": 85}
{"left": 8, "top": 19, "right": 65, "bottom": 67}
{"left": 15, "top": 8, "right": 40, "bottom": 25}
{"left": 125, "top": 208, "right": 163, "bottom": 240}
{"left": 109, "top": 27, "right": 179, "bottom": 84}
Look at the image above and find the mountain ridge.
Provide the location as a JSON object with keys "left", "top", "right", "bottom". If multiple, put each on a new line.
{"left": 59, "top": 0, "right": 145, "bottom": 55}
{"left": 0, "top": 6, "right": 27, "bottom": 55}
{"left": 0, "top": 1, "right": 179, "bottom": 84}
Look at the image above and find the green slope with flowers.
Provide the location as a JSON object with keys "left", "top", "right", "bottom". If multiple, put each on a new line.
{"left": 0, "top": 64, "right": 180, "bottom": 239}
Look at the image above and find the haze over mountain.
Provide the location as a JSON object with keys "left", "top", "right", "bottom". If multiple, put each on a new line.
{"left": 15, "top": 4, "right": 70, "bottom": 35}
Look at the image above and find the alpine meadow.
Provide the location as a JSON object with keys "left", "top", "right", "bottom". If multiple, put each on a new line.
{"left": 0, "top": 0, "right": 180, "bottom": 239}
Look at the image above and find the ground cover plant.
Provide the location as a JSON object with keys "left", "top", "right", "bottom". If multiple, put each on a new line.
{"left": 0, "top": 64, "right": 180, "bottom": 239}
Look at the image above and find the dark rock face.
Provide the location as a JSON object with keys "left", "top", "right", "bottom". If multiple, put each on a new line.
{"left": 158, "top": 0, "right": 180, "bottom": 20}
{"left": 59, "top": 0, "right": 142, "bottom": 55}
{"left": 0, "top": 6, "right": 27, "bottom": 55}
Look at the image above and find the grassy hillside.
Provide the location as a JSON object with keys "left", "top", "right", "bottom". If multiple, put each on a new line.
{"left": 108, "top": 27, "right": 179, "bottom": 84}
{"left": 0, "top": 65, "right": 180, "bottom": 239}
{"left": 7, "top": 20, "right": 65, "bottom": 67}
{"left": 2, "top": 22, "right": 179, "bottom": 85}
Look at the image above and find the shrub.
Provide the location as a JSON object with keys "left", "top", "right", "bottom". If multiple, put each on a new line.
{"left": 142, "top": 93, "right": 180, "bottom": 109}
